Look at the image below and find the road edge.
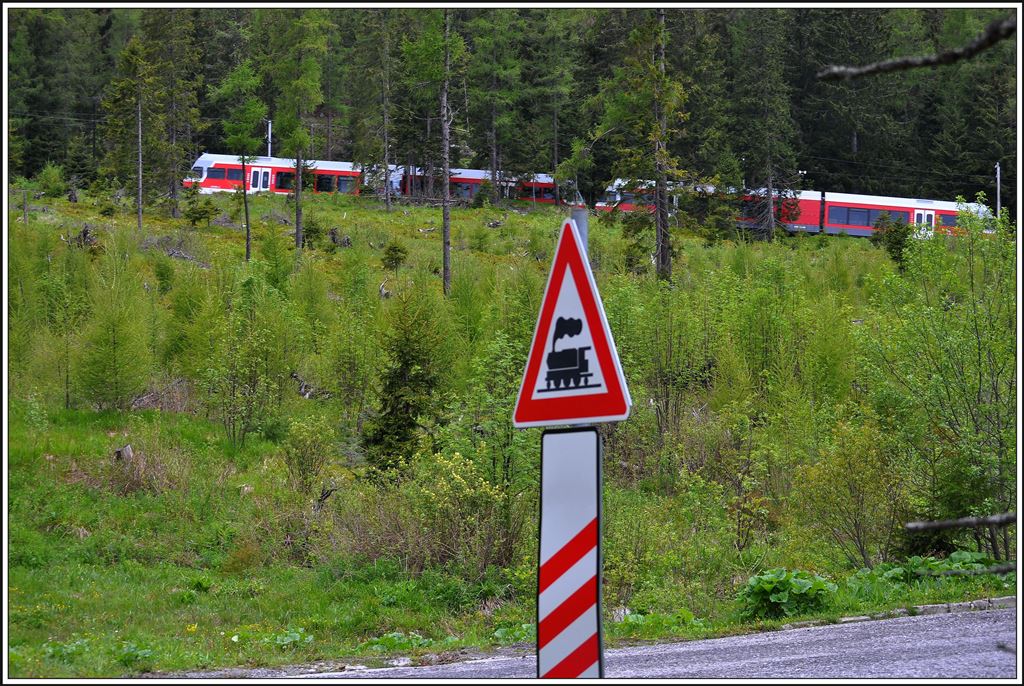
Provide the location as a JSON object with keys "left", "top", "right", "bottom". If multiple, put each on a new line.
{"left": 780, "top": 594, "right": 1016, "bottom": 630}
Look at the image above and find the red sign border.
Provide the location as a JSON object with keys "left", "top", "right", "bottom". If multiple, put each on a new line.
{"left": 513, "top": 219, "right": 631, "bottom": 427}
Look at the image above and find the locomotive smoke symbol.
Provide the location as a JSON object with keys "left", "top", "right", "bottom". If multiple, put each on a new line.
{"left": 552, "top": 316, "right": 583, "bottom": 350}
{"left": 539, "top": 317, "right": 602, "bottom": 393}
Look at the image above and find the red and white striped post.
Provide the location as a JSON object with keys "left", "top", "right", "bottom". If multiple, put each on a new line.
{"left": 537, "top": 428, "right": 602, "bottom": 678}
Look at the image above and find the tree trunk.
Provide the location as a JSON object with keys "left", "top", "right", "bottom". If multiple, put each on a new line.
{"left": 654, "top": 9, "right": 671, "bottom": 280}
{"left": 137, "top": 83, "right": 144, "bottom": 234}
{"left": 441, "top": 9, "right": 452, "bottom": 296}
{"left": 426, "top": 116, "right": 434, "bottom": 199}
{"left": 326, "top": 110, "right": 333, "bottom": 160}
{"left": 553, "top": 104, "right": 560, "bottom": 205}
{"left": 382, "top": 21, "right": 392, "bottom": 212}
{"left": 489, "top": 35, "right": 499, "bottom": 206}
{"left": 169, "top": 101, "right": 180, "bottom": 219}
{"left": 242, "top": 156, "right": 251, "bottom": 261}
{"left": 490, "top": 102, "right": 499, "bottom": 205}
{"left": 295, "top": 151, "right": 304, "bottom": 252}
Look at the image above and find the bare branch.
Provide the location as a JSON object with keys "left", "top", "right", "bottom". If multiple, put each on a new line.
{"left": 924, "top": 562, "right": 1017, "bottom": 577}
{"left": 818, "top": 15, "right": 1016, "bottom": 81}
{"left": 905, "top": 512, "right": 1016, "bottom": 531}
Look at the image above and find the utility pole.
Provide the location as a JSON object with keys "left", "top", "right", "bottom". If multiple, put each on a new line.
{"left": 995, "top": 161, "right": 1001, "bottom": 216}
{"left": 266, "top": 119, "right": 272, "bottom": 157}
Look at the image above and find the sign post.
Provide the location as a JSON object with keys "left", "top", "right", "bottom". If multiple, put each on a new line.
{"left": 514, "top": 214, "right": 630, "bottom": 679}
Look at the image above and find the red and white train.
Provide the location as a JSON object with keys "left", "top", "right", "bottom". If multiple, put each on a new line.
{"left": 184, "top": 155, "right": 988, "bottom": 235}
{"left": 184, "top": 153, "right": 585, "bottom": 206}
{"left": 595, "top": 178, "right": 990, "bottom": 235}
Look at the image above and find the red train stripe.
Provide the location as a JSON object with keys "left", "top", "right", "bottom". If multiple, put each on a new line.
{"left": 541, "top": 633, "right": 599, "bottom": 678}
{"left": 538, "top": 518, "right": 597, "bottom": 593}
{"left": 537, "top": 575, "right": 597, "bottom": 649}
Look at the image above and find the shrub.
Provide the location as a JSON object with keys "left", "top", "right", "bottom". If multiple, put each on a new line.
{"left": 795, "top": 407, "right": 906, "bottom": 568}
{"left": 869, "top": 212, "right": 912, "bottom": 269}
{"left": 381, "top": 241, "right": 407, "bottom": 274}
{"left": 303, "top": 213, "right": 325, "bottom": 249}
{"left": 153, "top": 255, "right": 175, "bottom": 295}
{"left": 471, "top": 181, "right": 493, "bottom": 208}
{"left": 283, "top": 414, "right": 336, "bottom": 494}
{"left": 37, "top": 162, "right": 68, "bottom": 198}
{"left": 737, "top": 568, "right": 837, "bottom": 618}
{"left": 184, "top": 192, "right": 217, "bottom": 228}
{"left": 76, "top": 273, "right": 153, "bottom": 410}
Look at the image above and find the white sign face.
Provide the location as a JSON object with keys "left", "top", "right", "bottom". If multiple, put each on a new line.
{"left": 538, "top": 429, "right": 602, "bottom": 679}
{"left": 531, "top": 268, "right": 607, "bottom": 400}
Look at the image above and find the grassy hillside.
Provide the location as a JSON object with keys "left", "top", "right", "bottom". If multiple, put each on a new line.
{"left": 6, "top": 186, "right": 1016, "bottom": 677}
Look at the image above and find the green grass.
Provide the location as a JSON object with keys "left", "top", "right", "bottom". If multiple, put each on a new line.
{"left": 7, "top": 394, "right": 1012, "bottom": 677}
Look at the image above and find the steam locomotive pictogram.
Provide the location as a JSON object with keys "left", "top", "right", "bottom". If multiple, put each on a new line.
{"left": 540, "top": 317, "right": 601, "bottom": 392}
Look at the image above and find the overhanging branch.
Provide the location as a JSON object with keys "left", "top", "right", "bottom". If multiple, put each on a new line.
{"left": 905, "top": 512, "right": 1016, "bottom": 531}
{"left": 817, "top": 15, "right": 1016, "bottom": 81}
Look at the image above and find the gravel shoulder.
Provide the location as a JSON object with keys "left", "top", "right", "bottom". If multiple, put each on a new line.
{"left": 147, "top": 596, "right": 1017, "bottom": 680}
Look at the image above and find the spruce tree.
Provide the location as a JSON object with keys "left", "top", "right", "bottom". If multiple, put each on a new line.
{"left": 76, "top": 269, "right": 152, "bottom": 411}
{"left": 362, "top": 290, "right": 444, "bottom": 473}
{"left": 100, "top": 36, "right": 166, "bottom": 233}
{"left": 141, "top": 9, "right": 205, "bottom": 219}
{"left": 212, "top": 60, "right": 268, "bottom": 261}
{"left": 727, "top": 9, "right": 799, "bottom": 239}
{"left": 260, "top": 8, "right": 331, "bottom": 253}
{"left": 465, "top": 9, "right": 524, "bottom": 204}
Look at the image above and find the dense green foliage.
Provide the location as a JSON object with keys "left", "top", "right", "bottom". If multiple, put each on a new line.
{"left": 737, "top": 568, "right": 838, "bottom": 619}
{"left": 6, "top": 183, "right": 1016, "bottom": 676}
{"left": 7, "top": 7, "right": 1016, "bottom": 216}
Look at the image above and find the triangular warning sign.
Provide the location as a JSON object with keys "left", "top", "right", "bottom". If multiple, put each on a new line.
{"left": 513, "top": 219, "right": 631, "bottom": 428}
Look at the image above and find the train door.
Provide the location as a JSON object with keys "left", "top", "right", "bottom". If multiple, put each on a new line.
{"left": 249, "top": 166, "right": 271, "bottom": 193}
{"left": 914, "top": 210, "right": 934, "bottom": 238}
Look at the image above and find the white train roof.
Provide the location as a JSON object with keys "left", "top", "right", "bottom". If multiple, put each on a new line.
{"left": 192, "top": 153, "right": 359, "bottom": 173}
{"left": 601, "top": 179, "right": 987, "bottom": 215}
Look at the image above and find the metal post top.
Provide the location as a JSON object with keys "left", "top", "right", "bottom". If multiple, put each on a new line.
{"left": 571, "top": 207, "right": 589, "bottom": 250}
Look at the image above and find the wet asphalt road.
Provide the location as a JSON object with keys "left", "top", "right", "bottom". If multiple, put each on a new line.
{"left": 301, "top": 608, "right": 1017, "bottom": 680}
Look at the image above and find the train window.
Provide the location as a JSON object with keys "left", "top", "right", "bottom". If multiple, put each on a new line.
{"left": 847, "top": 208, "right": 869, "bottom": 226}
{"left": 600, "top": 191, "right": 619, "bottom": 204}
{"left": 262, "top": 171, "right": 270, "bottom": 188}
{"left": 206, "top": 168, "right": 226, "bottom": 180}
{"left": 621, "top": 192, "right": 635, "bottom": 203}
{"left": 252, "top": 170, "right": 260, "bottom": 188}
{"left": 227, "top": 168, "right": 243, "bottom": 181}
{"left": 338, "top": 177, "right": 355, "bottom": 193}
{"left": 541, "top": 188, "right": 556, "bottom": 200}
{"left": 275, "top": 172, "right": 294, "bottom": 190}
{"left": 827, "top": 206, "right": 847, "bottom": 224}
{"left": 315, "top": 174, "right": 334, "bottom": 192}
{"left": 869, "top": 210, "right": 910, "bottom": 226}
{"left": 939, "top": 214, "right": 958, "bottom": 227}
{"left": 188, "top": 167, "right": 204, "bottom": 178}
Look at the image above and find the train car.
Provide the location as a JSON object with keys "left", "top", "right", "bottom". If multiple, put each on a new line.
{"left": 595, "top": 178, "right": 654, "bottom": 213}
{"left": 737, "top": 190, "right": 987, "bottom": 236}
{"left": 597, "top": 177, "right": 989, "bottom": 236}
{"left": 595, "top": 178, "right": 682, "bottom": 213}
{"left": 516, "top": 173, "right": 587, "bottom": 207}
{"left": 183, "top": 153, "right": 362, "bottom": 195}
{"left": 400, "top": 167, "right": 586, "bottom": 206}
{"left": 399, "top": 167, "right": 497, "bottom": 200}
